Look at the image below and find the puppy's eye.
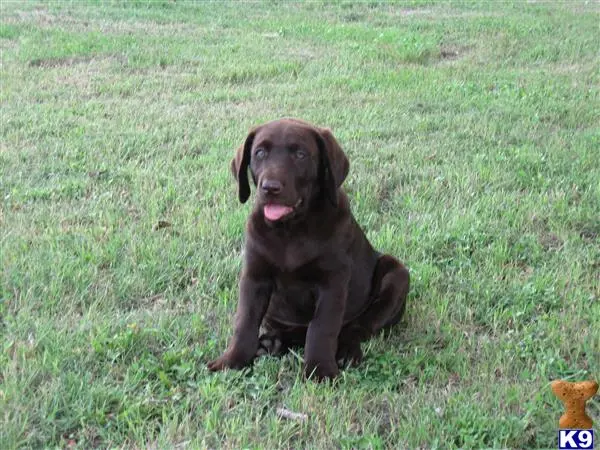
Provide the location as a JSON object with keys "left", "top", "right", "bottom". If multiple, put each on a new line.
{"left": 295, "top": 150, "right": 307, "bottom": 159}
{"left": 255, "top": 148, "right": 267, "bottom": 159}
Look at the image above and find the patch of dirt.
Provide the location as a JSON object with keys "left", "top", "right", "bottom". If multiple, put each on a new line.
{"left": 579, "top": 228, "right": 598, "bottom": 241}
{"left": 530, "top": 213, "right": 566, "bottom": 251}
{"left": 437, "top": 44, "right": 471, "bottom": 64}
{"left": 538, "top": 232, "right": 564, "bottom": 251}
{"left": 28, "top": 54, "right": 127, "bottom": 69}
{"left": 25, "top": 56, "right": 121, "bottom": 100}
{"left": 571, "top": 219, "right": 600, "bottom": 243}
{"left": 440, "top": 47, "right": 460, "bottom": 60}
{"left": 28, "top": 55, "right": 94, "bottom": 68}
{"left": 342, "top": 12, "right": 366, "bottom": 22}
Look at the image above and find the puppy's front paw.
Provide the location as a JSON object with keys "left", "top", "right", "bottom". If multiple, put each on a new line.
{"left": 304, "top": 358, "right": 339, "bottom": 381}
{"left": 207, "top": 351, "right": 251, "bottom": 372}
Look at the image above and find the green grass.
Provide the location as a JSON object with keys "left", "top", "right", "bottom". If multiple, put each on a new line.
{"left": 1, "top": 0, "right": 599, "bottom": 448}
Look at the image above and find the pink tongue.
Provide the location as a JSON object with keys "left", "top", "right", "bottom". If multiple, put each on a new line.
{"left": 264, "top": 204, "right": 293, "bottom": 221}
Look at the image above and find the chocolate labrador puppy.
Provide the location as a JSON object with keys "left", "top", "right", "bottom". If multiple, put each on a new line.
{"left": 207, "top": 118, "right": 409, "bottom": 380}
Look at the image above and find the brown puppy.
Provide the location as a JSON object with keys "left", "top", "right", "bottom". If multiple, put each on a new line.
{"left": 207, "top": 118, "right": 409, "bottom": 380}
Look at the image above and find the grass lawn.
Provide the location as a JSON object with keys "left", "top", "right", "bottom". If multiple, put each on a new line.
{"left": 1, "top": 1, "right": 599, "bottom": 448}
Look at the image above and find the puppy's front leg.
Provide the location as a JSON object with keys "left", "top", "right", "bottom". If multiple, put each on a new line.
{"left": 304, "top": 272, "right": 349, "bottom": 380}
{"left": 207, "top": 265, "right": 272, "bottom": 372}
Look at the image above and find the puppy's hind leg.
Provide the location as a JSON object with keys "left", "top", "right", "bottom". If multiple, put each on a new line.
{"left": 336, "top": 255, "right": 409, "bottom": 367}
{"left": 369, "top": 254, "right": 410, "bottom": 332}
{"left": 255, "top": 324, "right": 307, "bottom": 358}
{"left": 256, "top": 330, "right": 284, "bottom": 357}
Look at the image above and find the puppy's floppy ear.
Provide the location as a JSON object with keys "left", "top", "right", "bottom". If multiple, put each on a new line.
{"left": 315, "top": 127, "right": 349, "bottom": 207}
{"left": 231, "top": 127, "right": 258, "bottom": 203}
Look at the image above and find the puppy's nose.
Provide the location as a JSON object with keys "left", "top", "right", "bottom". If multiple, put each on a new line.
{"left": 261, "top": 179, "right": 282, "bottom": 195}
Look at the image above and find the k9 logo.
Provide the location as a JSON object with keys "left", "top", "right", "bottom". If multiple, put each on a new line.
{"left": 559, "top": 430, "right": 594, "bottom": 450}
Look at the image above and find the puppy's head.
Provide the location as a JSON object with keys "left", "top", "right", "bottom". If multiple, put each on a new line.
{"left": 231, "top": 118, "right": 349, "bottom": 223}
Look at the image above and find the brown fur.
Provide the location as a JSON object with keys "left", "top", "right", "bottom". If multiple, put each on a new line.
{"left": 207, "top": 118, "right": 409, "bottom": 380}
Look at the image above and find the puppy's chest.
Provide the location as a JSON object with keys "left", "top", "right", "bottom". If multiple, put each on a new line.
{"left": 267, "top": 268, "right": 319, "bottom": 326}
{"left": 260, "top": 236, "right": 321, "bottom": 273}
